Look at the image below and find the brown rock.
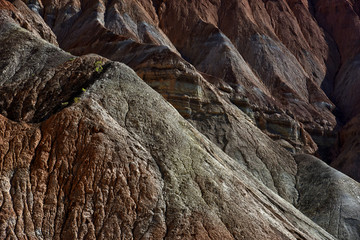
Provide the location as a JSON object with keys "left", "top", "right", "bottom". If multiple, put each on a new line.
{"left": 0, "top": 15, "right": 336, "bottom": 240}
{"left": 314, "top": 0, "right": 360, "bottom": 63}
{"left": 332, "top": 114, "right": 360, "bottom": 182}
{"left": 36, "top": 0, "right": 337, "bottom": 155}
{"left": 39, "top": 0, "right": 176, "bottom": 51}
{"left": 313, "top": 0, "right": 360, "bottom": 122}
{"left": 2, "top": 1, "right": 360, "bottom": 239}
{"left": 154, "top": 0, "right": 341, "bottom": 158}
{"left": 0, "top": 0, "right": 57, "bottom": 45}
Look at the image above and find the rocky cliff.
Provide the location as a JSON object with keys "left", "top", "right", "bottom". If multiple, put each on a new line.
{"left": 0, "top": 0, "right": 360, "bottom": 239}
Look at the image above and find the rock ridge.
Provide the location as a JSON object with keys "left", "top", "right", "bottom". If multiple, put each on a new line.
{"left": 1, "top": 0, "right": 360, "bottom": 239}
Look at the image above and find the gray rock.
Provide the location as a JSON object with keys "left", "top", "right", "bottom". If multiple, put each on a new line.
{"left": 295, "top": 154, "right": 360, "bottom": 240}
{"left": 0, "top": 16, "right": 336, "bottom": 239}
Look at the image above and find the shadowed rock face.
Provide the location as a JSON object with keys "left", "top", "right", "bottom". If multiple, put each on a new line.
{"left": 0, "top": 18, "right": 337, "bottom": 240}
{"left": 28, "top": 0, "right": 360, "bottom": 181}
{"left": 1, "top": 0, "right": 360, "bottom": 239}
{"left": 31, "top": 0, "right": 340, "bottom": 155}
{"left": 332, "top": 114, "right": 360, "bottom": 182}
{"left": 311, "top": 0, "right": 360, "bottom": 123}
{"left": 149, "top": 0, "right": 339, "bottom": 145}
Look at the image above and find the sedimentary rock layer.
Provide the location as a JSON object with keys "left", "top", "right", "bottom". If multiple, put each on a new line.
{"left": 0, "top": 18, "right": 336, "bottom": 239}
{"left": 1, "top": 0, "right": 360, "bottom": 239}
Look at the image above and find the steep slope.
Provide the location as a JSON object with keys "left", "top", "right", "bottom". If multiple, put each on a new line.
{"left": 331, "top": 114, "right": 360, "bottom": 182}
{"left": 295, "top": 154, "right": 360, "bottom": 240}
{"left": 0, "top": 17, "right": 337, "bottom": 239}
{"left": 31, "top": 0, "right": 360, "bottom": 183}
{"left": 1, "top": 0, "right": 302, "bottom": 205}
{"left": 33, "top": 0, "right": 339, "bottom": 156}
{"left": 311, "top": 0, "right": 360, "bottom": 174}
{"left": 0, "top": 0, "right": 57, "bottom": 44}
{"left": 1, "top": 0, "right": 360, "bottom": 239}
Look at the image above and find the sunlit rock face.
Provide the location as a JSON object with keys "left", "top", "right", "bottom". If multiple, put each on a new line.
{"left": 1, "top": 0, "right": 360, "bottom": 239}
{"left": 29, "top": 0, "right": 340, "bottom": 155}
{"left": 0, "top": 16, "right": 335, "bottom": 240}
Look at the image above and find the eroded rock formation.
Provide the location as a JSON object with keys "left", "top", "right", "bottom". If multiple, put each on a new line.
{"left": 0, "top": 18, "right": 336, "bottom": 240}
{"left": 332, "top": 114, "right": 360, "bottom": 182}
{"left": 1, "top": 0, "right": 360, "bottom": 239}
{"left": 34, "top": 0, "right": 341, "bottom": 154}
{"left": 295, "top": 154, "right": 360, "bottom": 240}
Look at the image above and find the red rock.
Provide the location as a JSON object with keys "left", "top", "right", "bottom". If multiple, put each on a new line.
{"left": 1, "top": 0, "right": 360, "bottom": 239}
{"left": 0, "top": 17, "right": 337, "bottom": 239}
{"left": 314, "top": 0, "right": 360, "bottom": 63}
{"left": 34, "top": 0, "right": 340, "bottom": 155}
{"left": 313, "top": 0, "right": 360, "bottom": 121}
{"left": 0, "top": 0, "right": 57, "bottom": 44}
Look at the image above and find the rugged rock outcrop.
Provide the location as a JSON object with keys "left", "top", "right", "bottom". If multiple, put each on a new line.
{"left": 31, "top": 0, "right": 339, "bottom": 155}
{"left": 28, "top": 0, "right": 360, "bottom": 185}
{"left": 153, "top": 0, "right": 340, "bottom": 156}
{"left": 1, "top": 0, "right": 360, "bottom": 239}
{"left": 331, "top": 114, "right": 360, "bottom": 182}
{"left": 0, "top": 0, "right": 57, "bottom": 45}
{"left": 313, "top": 0, "right": 360, "bottom": 64}
{"left": 312, "top": 0, "right": 360, "bottom": 123}
{"left": 311, "top": 0, "right": 360, "bottom": 170}
{"left": 295, "top": 154, "right": 360, "bottom": 240}
{"left": 0, "top": 18, "right": 337, "bottom": 240}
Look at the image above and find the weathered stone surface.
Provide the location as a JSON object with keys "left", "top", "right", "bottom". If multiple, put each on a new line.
{"left": 0, "top": 23, "right": 108, "bottom": 123}
{"left": 311, "top": 0, "right": 360, "bottom": 171}
{"left": 14, "top": 0, "right": 360, "bottom": 168}
{"left": 0, "top": 19, "right": 337, "bottom": 240}
{"left": 314, "top": 0, "right": 360, "bottom": 64}
{"left": 295, "top": 154, "right": 360, "bottom": 240}
{"left": 332, "top": 54, "right": 360, "bottom": 122}
{"left": 38, "top": 0, "right": 176, "bottom": 52}
{"left": 0, "top": 0, "right": 57, "bottom": 45}
{"left": 156, "top": 0, "right": 338, "bottom": 144}
{"left": 62, "top": 32, "right": 303, "bottom": 203}
{"left": 25, "top": 0, "right": 339, "bottom": 155}
{"left": 1, "top": 0, "right": 360, "bottom": 239}
{"left": 331, "top": 114, "right": 360, "bottom": 182}
{"left": 0, "top": 6, "right": 300, "bottom": 205}
{"left": 313, "top": 0, "right": 360, "bottom": 122}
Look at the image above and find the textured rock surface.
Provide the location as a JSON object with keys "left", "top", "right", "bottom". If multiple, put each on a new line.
{"left": 332, "top": 114, "right": 360, "bottom": 182}
{"left": 1, "top": 0, "right": 360, "bottom": 239}
{"left": 32, "top": 0, "right": 360, "bottom": 185}
{"left": 0, "top": 19, "right": 337, "bottom": 240}
{"left": 154, "top": 0, "right": 339, "bottom": 152}
{"left": 312, "top": 0, "right": 360, "bottom": 170}
{"left": 314, "top": 0, "right": 360, "bottom": 64}
{"left": 0, "top": 0, "right": 57, "bottom": 45}
{"left": 32, "top": 0, "right": 339, "bottom": 155}
{"left": 295, "top": 154, "right": 360, "bottom": 240}
{"left": 70, "top": 41, "right": 303, "bottom": 204}
{"left": 312, "top": 0, "right": 360, "bottom": 122}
